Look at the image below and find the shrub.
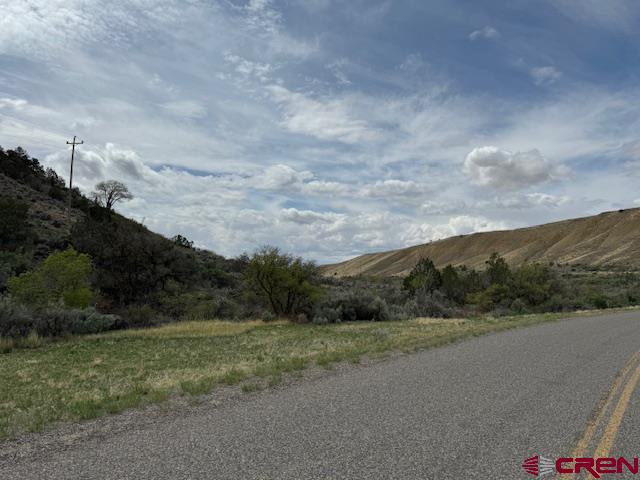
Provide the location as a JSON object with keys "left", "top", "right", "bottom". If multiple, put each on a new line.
{"left": 0, "top": 197, "right": 33, "bottom": 249}
{"left": 312, "top": 304, "right": 342, "bottom": 324}
{"left": 33, "top": 307, "right": 118, "bottom": 337}
{"left": 0, "top": 251, "right": 32, "bottom": 292}
{"left": 370, "top": 296, "right": 390, "bottom": 321}
{"left": 388, "top": 304, "right": 412, "bottom": 321}
{"left": 116, "top": 304, "right": 169, "bottom": 329}
{"left": 245, "top": 246, "right": 322, "bottom": 317}
{"left": 468, "top": 283, "right": 511, "bottom": 312}
{"left": 0, "top": 299, "right": 33, "bottom": 338}
{"left": 69, "top": 309, "right": 119, "bottom": 334}
{"left": 312, "top": 315, "right": 329, "bottom": 325}
{"left": 312, "top": 292, "right": 391, "bottom": 322}
{"left": 71, "top": 215, "right": 200, "bottom": 306}
{"left": 410, "top": 290, "right": 455, "bottom": 318}
{"left": 403, "top": 258, "right": 441, "bottom": 294}
{"left": 485, "top": 252, "right": 511, "bottom": 286}
{"left": 8, "top": 247, "right": 94, "bottom": 308}
{"left": 0, "top": 299, "right": 118, "bottom": 338}
{"left": 510, "top": 298, "right": 527, "bottom": 314}
{"left": 591, "top": 296, "right": 609, "bottom": 310}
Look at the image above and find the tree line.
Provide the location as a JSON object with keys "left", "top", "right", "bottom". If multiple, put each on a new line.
{"left": 1, "top": 146, "right": 639, "bottom": 342}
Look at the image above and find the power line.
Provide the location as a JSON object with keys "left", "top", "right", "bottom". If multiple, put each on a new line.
{"left": 66, "top": 135, "right": 84, "bottom": 222}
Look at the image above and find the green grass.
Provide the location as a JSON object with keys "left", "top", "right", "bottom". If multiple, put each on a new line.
{"left": 241, "top": 383, "right": 261, "bottom": 393}
{"left": 0, "top": 309, "right": 635, "bottom": 441}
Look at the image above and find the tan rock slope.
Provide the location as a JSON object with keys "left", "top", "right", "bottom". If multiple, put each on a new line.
{"left": 322, "top": 208, "right": 640, "bottom": 277}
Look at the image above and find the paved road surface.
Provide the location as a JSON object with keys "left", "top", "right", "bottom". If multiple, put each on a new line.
{"left": 2, "top": 311, "right": 640, "bottom": 479}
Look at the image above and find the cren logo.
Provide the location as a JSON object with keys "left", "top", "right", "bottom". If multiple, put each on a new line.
{"left": 522, "top": 455, "right": 640, "bottom": 478}
{"left": 522, "top": 455, "right": 555, "bottom": 477}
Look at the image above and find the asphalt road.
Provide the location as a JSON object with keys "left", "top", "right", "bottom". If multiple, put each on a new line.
{"left": 3, "top": 311, "right": 640, "bottom": 479}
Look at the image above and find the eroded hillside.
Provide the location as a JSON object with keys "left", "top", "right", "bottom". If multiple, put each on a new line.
{"left": 323, "top": 208, "right": 640, "bottom": 277}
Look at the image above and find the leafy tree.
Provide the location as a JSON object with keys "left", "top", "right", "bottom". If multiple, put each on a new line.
{"left": 172, "top": 234, "right": 194, "bottom": 249}
{"left": 0, "top": 251, "right": 32, "bottom": 293}
{"left": 92, "top": 180, "right": 133, "bottom": 210}
{"left": 8, "top": 247, "right": 93, "bottom": 308}
{"left": 458, "top": 265, "right": 483, "bottom": 297}
{"left": 440, "top": 264, "right": 466, "bottom": 303}
{"left": 403, "top": 257, "right": 442, "bottom": 294}
{"left": 0, "top": 147, "right": 45, "bottom": 187}
{"left": 485, "top": 252, "right": 511, "bottom": 286}
{"left": 468, "top": 283, "right": 511, "bottom": 312}
{"left": 44, "top": 167, "right": 66, "bottom": 188}
{"left": 71, "top": 215, "right": 199, "bottom": 305}
{"left": 245, "top": 246, "right": 321, "bottom": 317}
{"left": 509, "top": 263, "right": 557, "bottom": 306}
{"left": 0, "top": 197, "right": 32, "bottom": 249}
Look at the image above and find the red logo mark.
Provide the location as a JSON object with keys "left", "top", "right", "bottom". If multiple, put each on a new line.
{"left": 522, "top": 455, "right": 555, "bottom": 477}
{"left": 522, "top": 455, "right": 640, "bottom": 478}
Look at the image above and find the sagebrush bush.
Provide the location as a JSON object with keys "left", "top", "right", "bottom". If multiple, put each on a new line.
{"left": 0, "top": 299, "right": 119, "bottom": 338}
{"left": 70, "top": 309, "right": 119, "bottom": 334}
{"left": 310, "top": 293, "right": 392, "bottom": 323}
{"left": 312, "top": 315, "right": 329, "bottom": 325}
{"left": 0, "top": 299, "right": 33, "bottom": 338}
{"left": 116, "top": 304, "right": 169, "bottom": 329}
{"left": 411, "top": 290, "right": 456, "bottom": 318}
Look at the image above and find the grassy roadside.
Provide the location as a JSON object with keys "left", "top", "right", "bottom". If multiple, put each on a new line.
{"left": 1, "top": 308, "right": 637, "bottom": 441}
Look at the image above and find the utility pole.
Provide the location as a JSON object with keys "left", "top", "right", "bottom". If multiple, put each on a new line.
{"left": 66, "top": 136, "right": 83, "bottom": 221}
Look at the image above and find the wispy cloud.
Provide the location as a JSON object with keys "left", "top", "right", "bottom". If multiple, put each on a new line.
{"left": 468, "top": 26, "right": 501, "bottom": 41}
{"left": 1, "top": 0, "right": 639, "bottom": 262}
{"left": 530, "top": 66, "right": 562, "bottom": 86}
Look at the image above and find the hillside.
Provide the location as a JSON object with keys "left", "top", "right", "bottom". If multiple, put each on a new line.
{"left": 0, "top": 147, "right": 240, "bottom": 304}
{"left": 323, "top": 208, "right": 640, "bottom": 277}
{"left": 0, "top": 173, "right": 79, "bottom": 255}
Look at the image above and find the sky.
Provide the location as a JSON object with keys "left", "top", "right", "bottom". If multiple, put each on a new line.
{"left": 1, "top": 0, "right": 639, "bottom": 263}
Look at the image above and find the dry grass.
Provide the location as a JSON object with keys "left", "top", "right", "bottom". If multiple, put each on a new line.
{"left": 114, "top": 320, "right": 284, "bottom": 339}
{"left": 0, "top": 309, "right": 630, "bottom": 441}
{"left": 323, "top": 207, "right": 640, "bottom": 276}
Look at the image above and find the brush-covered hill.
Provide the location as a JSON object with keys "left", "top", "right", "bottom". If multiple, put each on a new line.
{"left": 322, "top": 208, "right": 640, "bottom": 277}
{"left": 0, "top": 146, "right": 242, "bottom": 302}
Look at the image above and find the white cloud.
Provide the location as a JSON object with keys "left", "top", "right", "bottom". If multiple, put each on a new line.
{"left": 281, "top": 208, "right": 342, "bottom": 224}
{"left": 403, "top": 216, "right": 509, "bottom": 245}
{"left": 223, "top": 53, "right": 273, "bottom": 82}
{"left": 327, "top": 58, "right": 352, "bottom": 85}
{"left": 0, "top": 0, "right": 185, "bottom": 59}
{"left": 303, "top": 180, "right": 350, "bottom": 196}
{"left": 548, "top": 0, "right": 640, "bottom": 32}
{"left": 360, "top": 179, "right": 427, "bottom": 198}
{"left": 3, "top": 0, "right": 640, "bottom": 264}
{"left": 45, "top": 143, "right": 157, "bottom": 186}
{"left": 299, "top": 0, "right": 332, "bottom": 12}
{"left": 463, "top": 146, "right": 568, "bottom": 190}
{"left": 468, "top": 26, "right": 501, "bottom": 41}
{"left": 420, "top": 200, "right": 467, "bottom": 215}
{"left": 267, "top": 85, "right": 379, "bottom": 144}
{"left": 493, "top": 193, "right": 570, "bottom": 209}
{"left": 0, "top": 97, "right": 28, "bottom": 110}
{"left": 160, "top": 100, "right": 207, "bottom": 119}
{"left": 240, "top": 0, "right": 317, "bottom": 57}
{"left": 255, "top": 164, "right": 313, "bottom": 190}
{"left": 530, "top": 66, "right": 562, "bottom": 86}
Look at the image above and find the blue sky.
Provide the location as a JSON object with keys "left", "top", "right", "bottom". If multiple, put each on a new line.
{"left": 1, "top": 0, "right": 639, "bottom": 262}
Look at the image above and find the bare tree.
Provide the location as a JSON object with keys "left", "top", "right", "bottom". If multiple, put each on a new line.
{"left": 93, "top": 180, "right": 133, "bottom": 210}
